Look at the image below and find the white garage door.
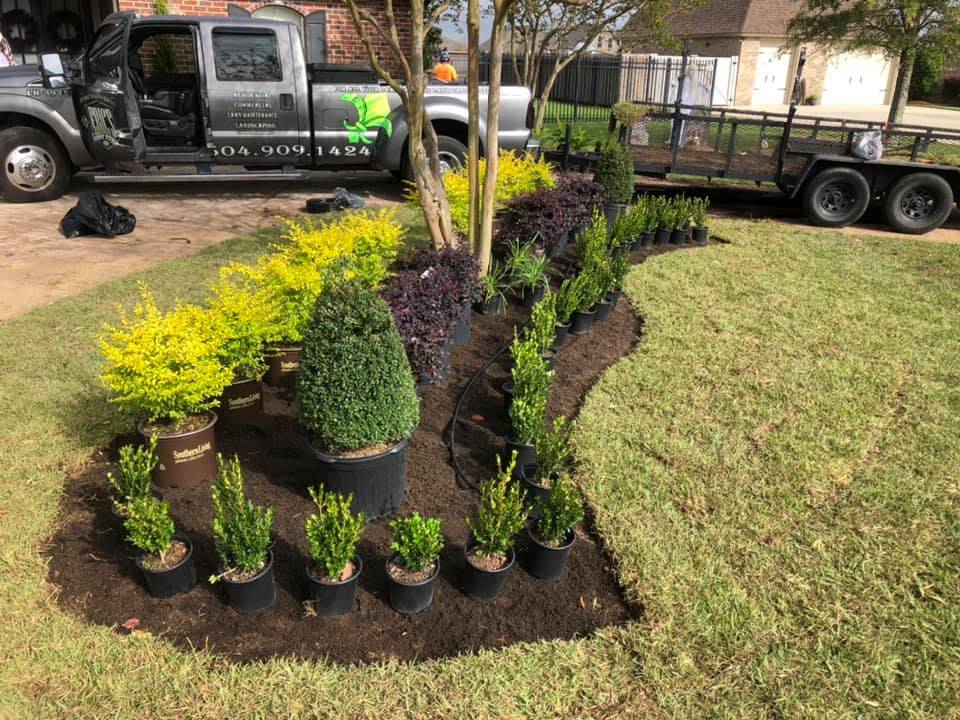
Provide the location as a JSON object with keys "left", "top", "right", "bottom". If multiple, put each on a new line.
{"left": 752, "top": 47, "right": 790, "bottom": 105}
{"left": 821, "top": 52, "right": 891, "bottom": 105}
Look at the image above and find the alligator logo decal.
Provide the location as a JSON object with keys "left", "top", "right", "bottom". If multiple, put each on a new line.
{"left": 340, "top": 92, "right": 392, "bottom": 144}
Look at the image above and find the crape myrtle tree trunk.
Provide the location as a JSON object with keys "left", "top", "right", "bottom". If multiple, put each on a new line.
{"left": 344, "top": 0, "right": 457, "bottom": 249}
{"left": 786, "top": 0, "right": 960, "bottom": 125}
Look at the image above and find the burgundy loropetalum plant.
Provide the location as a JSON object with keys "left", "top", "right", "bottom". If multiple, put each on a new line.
{"left": 382, "top": 266, "right": 461, "bottom": 383}
{"left": 498, "top": 188, "right": 569, "bottom": 255}
{"left": 554, "top": 175, "right": 605, "bottom": 230}
{"left": 410, "top": 241, "right": 483, "bottom": 308}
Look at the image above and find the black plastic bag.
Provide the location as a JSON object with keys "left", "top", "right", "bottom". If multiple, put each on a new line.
{"left": 60, "top": 191, "right": 137, "bottom": 238}
{"left": 304, "top": 186, "right": 366, "bottom": 214}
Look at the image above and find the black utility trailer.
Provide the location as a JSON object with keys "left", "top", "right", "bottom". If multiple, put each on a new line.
{"left": 551, "top": 51, "right": 960, "bottom": 235}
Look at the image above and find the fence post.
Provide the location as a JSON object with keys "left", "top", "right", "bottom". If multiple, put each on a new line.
{"left": 572, "top": 54, "right": 582, "bottom": 123}
{"left": 562, "top": 124, "right": 572, "bottom": 171}
{"left": 670, "top": 41, "right": 690, "bottom": 167}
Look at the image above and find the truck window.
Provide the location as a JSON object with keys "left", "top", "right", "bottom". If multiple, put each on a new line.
{"left": 85, "top": 21, "right": 125, "bottom": 80}
{"left": 212, "top": 30, "right": 282, "bottom": 82}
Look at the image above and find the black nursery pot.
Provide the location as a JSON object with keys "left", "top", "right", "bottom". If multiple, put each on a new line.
{"left": 387, "top": 555, "right": 439, "bottom": 614}
{"left": 693, "top": 226, "right": 709, "bottom": 244}
{"left": 594, "top": 298, "right": 614, "bottom": 323}
{"left": 631, "top": 234, "right": 644, "bottom": 252}
{"left": 642, "top": 231, "right": 655, "bottom": 248}
{"left": 571, "top": 307, "right": 597, "bottom": 335}
{"left": 522, "top": 284, "right": 546, "bottom": 308}
{"left": 479, "top": 295, "right": 504, "bottom": 316}
{"left": 550, "top": 232, "right": 569, "bottom": 258}
{"left": 606, "top": 289, "right": 622, "bottom": 312}
{"left": 501, "top": 380, "right": 515, "bottom": 415}
{"left": 542, "top": 349, "right": 557, "bottom": 372}
{"left": 451, "top": 302, "right": 472, "bottom": 345}
{"left": 526, "top": 525, "right": 576, "bottom": 581}
{"left": 462, "top": 544, "right": 515, "bottom": 601}
{"left": 552, "top": 321, "right": 570, "bottom": 349}
{"left": 222, "top": 549, "right": 276, "bottom": 614}
{"left": 604, "top": 203, "right": 626, "bottom": 233}
{"left": 504, "top": 436, "right": 536, "bottom": 477}
{"left": 135, "top": 535, "right": 196, "bottom": 599}
{"left": 654, "top": 228, "right": 670, "bottom": 245}
{"left": 520, "top": 463, "right": 550, "bottom": 511}
{"left": 305, "top": 556, "right": 362, "bottom": 616}
{"left": 310, "top": 438, "right": 408, "bottom": 519}
{"left": 670, "top": 228, "right": 688, "bottom": 245}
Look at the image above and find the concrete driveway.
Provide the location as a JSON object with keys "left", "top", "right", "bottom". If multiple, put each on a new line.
{"left": 0, "top": 171, "right": 403, "bottom": 320}
{"left": 743, "top": 103, "right": 960, "bottom": 130}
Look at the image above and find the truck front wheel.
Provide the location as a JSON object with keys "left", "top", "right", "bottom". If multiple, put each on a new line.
{"left": 883, "top": 172, "right": 954, "bottom": 235}
{"left": 802, "top": 167, "right": 871, "bottom": 228}
{"left": 0, "top": 127, "right": 71, "bottom": 203}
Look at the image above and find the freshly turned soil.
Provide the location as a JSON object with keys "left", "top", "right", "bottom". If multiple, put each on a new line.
{"left": 138, "top": 540, "right": 189, "bottom": 571}
{"left": 387, "top": 559, "right": 436, "bottom": 585}
{"left": 46, "top": 242, "right": 700, "bottom": 664}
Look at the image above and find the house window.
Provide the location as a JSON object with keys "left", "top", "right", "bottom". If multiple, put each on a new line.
{"left": 251, "top": 5, "right": 304, "bottom": 36}
{"left": 212, "top": 30, "right": 281, "bottom": 81}
{"left": 225, "top": 3, "right": 327, "bottom": 63}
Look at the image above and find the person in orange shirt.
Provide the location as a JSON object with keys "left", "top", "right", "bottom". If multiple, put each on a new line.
{"left": 433, "top": 49, "right": 457, "bottom": 84}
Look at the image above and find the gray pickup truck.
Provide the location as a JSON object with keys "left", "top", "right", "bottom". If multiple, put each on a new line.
{"left": 0, "top": 12, "right": 535, "bottom": 203}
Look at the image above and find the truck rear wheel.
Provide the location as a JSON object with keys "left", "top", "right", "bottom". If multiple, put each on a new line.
{"left": 0, "top": 127, "right": 71, "bottom": 203}
{"left": 400, "top": 135, "right": 467, "bottom": 182}
{"left": 883, "top": 172, "right": 954, "bottom": 235}
{"left": 802, "top": 167, "right": 871, "bottom": 228}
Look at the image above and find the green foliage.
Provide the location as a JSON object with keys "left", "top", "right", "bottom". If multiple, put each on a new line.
{"left": 207, "top": 270, "right": 275, "bottom": 381}
{"left": 107, "top": 435, "right": 158, "bottom": 514}
{"left": 389, "top": 513, "right": 444, "bottom": 573}
{"left": 535, "top": 416, "right": 574, "bottom": 484}
{"left": 509, "top": 330, "right": 553, "bottom": 444}
{"left": 467, "top": 453, "right": 529, "bottom": 558}
{"left": 99, "top": 285, "right": 233, "bottom": 425}
{"left": 505, "top": 239, "right": 550, "bottom": 291}
{"left": 533, "top": 474, "right": 584, "bottom": 545}
{"left": 124, "top": 495, "right": 176, "bottom": 559}
{"left": 152, "top": 1, "right": 177, "bottom": 75}
{"left": 554, "top": 277, "right": 583, "bottom": 325}
{"left": 594, "top": 142, "right": 635, "bottom": 205}
{"left": 575, "top": 261, "right": 607, "bottom": 310}
{"left": 613, "top": 201, "right": 647, "bottom": 246}
{"left": 910, "top": 45, "right": 945, "bottom": 99}
{"left": 689, "top": 196, "right": 710, "bottom": 228}
{"left": 211, "top": 454, "right": 274, "bottom": 576}
{"left": 482, "top": 259, "right": 510, "bottom": 306}
{"left": 297, "top": 280, "right": 419, "bottom": 455}
{"left": 305, "top": 486, "right": 366, "bottom": 581}
{"left": 528, "top": 289, "right": 558, "bottom": 354}
{"left": 610, "top": 251, "right": 630, "bottom": 291}
{"left": 575, "top": 210, "right": 608, "bottom": 266}
{"left": 612, "top": 101, "right": 653, "bottom": 129}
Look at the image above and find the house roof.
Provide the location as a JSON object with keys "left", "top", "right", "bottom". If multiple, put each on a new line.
{"left": 668, "top": 0, "right": 800, "bottom": 38}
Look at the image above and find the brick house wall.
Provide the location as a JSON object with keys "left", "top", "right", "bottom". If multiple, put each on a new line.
{"left": 115, "top": 1, "right": 412, "bottom": 67}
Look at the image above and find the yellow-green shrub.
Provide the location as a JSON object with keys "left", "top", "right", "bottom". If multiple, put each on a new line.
{"left": 207, "top": 270, "right": 277, "bottom": 381}
{"left": 100, "top": 286, "right": 233, "bottom": 425}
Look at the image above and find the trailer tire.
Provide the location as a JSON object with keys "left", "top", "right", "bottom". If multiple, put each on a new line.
{"left": 0, "top": 126, "right": 71, "bottom": 203}
{"left": 802, "top": 167, "right": 871, "bottom": 228}
{"left": 883, "top": 172, "right": 954, "bottom": 235}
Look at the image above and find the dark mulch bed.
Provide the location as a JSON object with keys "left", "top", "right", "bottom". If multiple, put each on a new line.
{"left": 46, "top": 242, "right": 697, "bottom": 665}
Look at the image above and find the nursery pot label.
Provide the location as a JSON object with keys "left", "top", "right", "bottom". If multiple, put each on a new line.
{"left": 219, "top": 379, "right": 264, "bottom": 423}
{"left": 267, "top": 347, "right": 302, "bottom": 387}
{"left": 142, "top": 416, "right": 218, "bottom": 489}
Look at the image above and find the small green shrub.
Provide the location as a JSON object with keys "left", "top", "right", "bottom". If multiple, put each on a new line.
{"left": 575, "top": 211, "right": 608, "bottom": 266}
{"left": 535, "top": 416, "right": 574, "bottom": 485}
{"left": 574, "top": 263, "right": 607, "bottom": 311}
{"left": 610, "top": 251, "right": 630, "bottom": 292}
{"left": 528, "top": 290, "right": 558, "bottom": 354}
{"left": 594, "top": 142, "right": 635, "bottom": 205}
{"left": 124, "top": 495, "right": 176, "bottom": 559}
{"left": 612, "top": 101, "right": 654, "bottom": 129}
{"left": 613, "top": 201, "right": 646, "bottom": 246}
{"left": 554, "top": 277, "right": 583, "bottom": 325}
{"left": 211, "top": 454, "right": 274, "bottom": 577}
{"left": 107, "top": 435, "right": 158, "bottom": 514}
{"left": 467, "top": 453, "right": 529, "bottom": 558}
{"left": 207, "top": 270, "right": 275, "bottom": 381}
{"left": 689, "top": 196, "right": 710, "bottom": 228}
{"left": 298, "top": 280, "right": 419, "bottom": 455}
{"left": 389, "top": 513, "right": 444, "bottom": 573}
{"left": 533, "top": 474, "right": 584, "bottom": 545}
{"left": 509, "top": 331, "right": 553, "bottom": 444}
{"left": 305, "top": 486, "right": 366, "bottom": 581}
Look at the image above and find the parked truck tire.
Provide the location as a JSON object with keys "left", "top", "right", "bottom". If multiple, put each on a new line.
{"left": 401, "top": 135, "right": 468, "bottom": 181}
{"left": 802, "top": 167, "right": 871, "bottom": 228}
{"left": 0, "top": 127, "right": 71, "bottom": 203}
{"left": 882, "top": 172, "right": 954, "bottom": 235}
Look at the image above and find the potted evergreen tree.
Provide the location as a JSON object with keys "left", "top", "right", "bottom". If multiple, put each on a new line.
{"left": 526, "top": 474, "right": 584, "bottom": 581}
{"left": 570, "top": 268, "right": 605, "bottom": 335}
{"left": 99, "top": 287, "right": 232, "bottom": 489}
{"left": 653, "top": 196, "right": 671, "bottom": 245}
{"left": 107, "top": 435, "right": 159, "bottom": 520}
{"left": 506, "top": 330, "right": 553, "bottom": 474}
{"left": 691, "top": 196, "right": 710, "bottom": 244}
{"left": 210, "top": 455, "right": 276, "bottom": 614}
{"left": 463, "top": 453, "right": 530, "bottom": 601}
{"left": 125, "top": 495, "right": 196, "bottom": 598}
{"left": 527, "top": 290, "right": 558, "bottom": 369}
{"left": 304, "top": 486, "right": 366, "bottom": 616}
{"left": 387, "top": 513, "right": 444, "bottom": 614}
{"left": 520, "top": 416, "right": 574, "bottom": 509}
{"left": 553, "top": 277, "right": 582, "bottom": 348}
{"left": 594, "top": 141, "right": 635, "bottom": 230}
{"left": 299, "top": 280, "right": 420, "bottom": 518}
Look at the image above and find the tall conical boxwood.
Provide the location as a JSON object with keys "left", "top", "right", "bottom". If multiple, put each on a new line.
{"left": 298, "top": 280, "right": 420, "bottom": 455}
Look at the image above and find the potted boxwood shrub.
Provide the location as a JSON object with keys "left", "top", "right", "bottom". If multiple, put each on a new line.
{"left": 670, "top": 196, "right": 691, "bottom": 245}
{"left": 507, "top": 331, "right": 553, "bottom": 474}
{"left": 107, "top": 435, "right": 159, "bottom": 520}
{"left": 604, "top": 252, "right": 630, "bottom": 314}
{"left": 520, "top": 416, "right": 573, "bottom": 509}
{"left": 208, "top": 272, "right": 274, "bottom": 424}
{"left": 304, "top": 485, "right": 366, "bottom": 616}
{"left": 478, "top": 259, "right": 510, "bottom": 316}
{"left": 99, "top": 286, "right": 232, "bottom": 489}
{"left": 553, "top": 277, "right": 582, "bottom": 347}
{"left": 125, "top": 495, "right": 196, "bottom": 598}
{"left": 411, "top": 242, "right": 482, "bottom": 346}
{"left": 300, "top": 280, "right": 420, "bottom": 518}
{"left": 387, "top": 513, "right": 444, "bottom": 614}
{"left": 570, "top": 268, "right": 604, "bottom": 336}
{"left": 526, "top": 473, "right": 584, "bottom": 581}
{"left": 463, "top": 453, "right": 530, "bottom": 601}
{"left": 527, "top": 289, "right": 559, "bottom": 368}
{"left": 594, "top": 141, "right": 635, "bottom": 229}
{"left": 653, "top": 196, "right": 671, "bottom": 245}
{"left": 691, "top": 196, "right": 710, "bottom": 244}
{"left": 210, "top": 454, "right": 276, "bottom": 614}
{"left": 505, "top": 238, "right": 550, "bottom": 308}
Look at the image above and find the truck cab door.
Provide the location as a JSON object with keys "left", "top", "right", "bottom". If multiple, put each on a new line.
{"left": 73, "top": 13, "right": 146, "bottom": 170}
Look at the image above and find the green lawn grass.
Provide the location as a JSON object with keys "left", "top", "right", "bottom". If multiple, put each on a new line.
{"left": 1, "top": 215, "right": 959, "bottom": 718}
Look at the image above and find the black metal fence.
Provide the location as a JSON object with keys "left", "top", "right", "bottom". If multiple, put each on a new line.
{"left": 446, "top": 52, "right": 727, "bottom": 124}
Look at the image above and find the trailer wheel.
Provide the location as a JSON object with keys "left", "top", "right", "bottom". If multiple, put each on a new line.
{"left": 802, "top": 167, "right": 871, "bottom": 228}
{"left": 883, "top": 172, "right": 954, "bottom": 235}
{"left": 0, "top": 126, "right": 71, "bottom": 203}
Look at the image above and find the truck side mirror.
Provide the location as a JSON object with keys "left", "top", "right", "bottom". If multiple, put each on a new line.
{"left": 40, "top": 53, "right": 69, "bottom": 89}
